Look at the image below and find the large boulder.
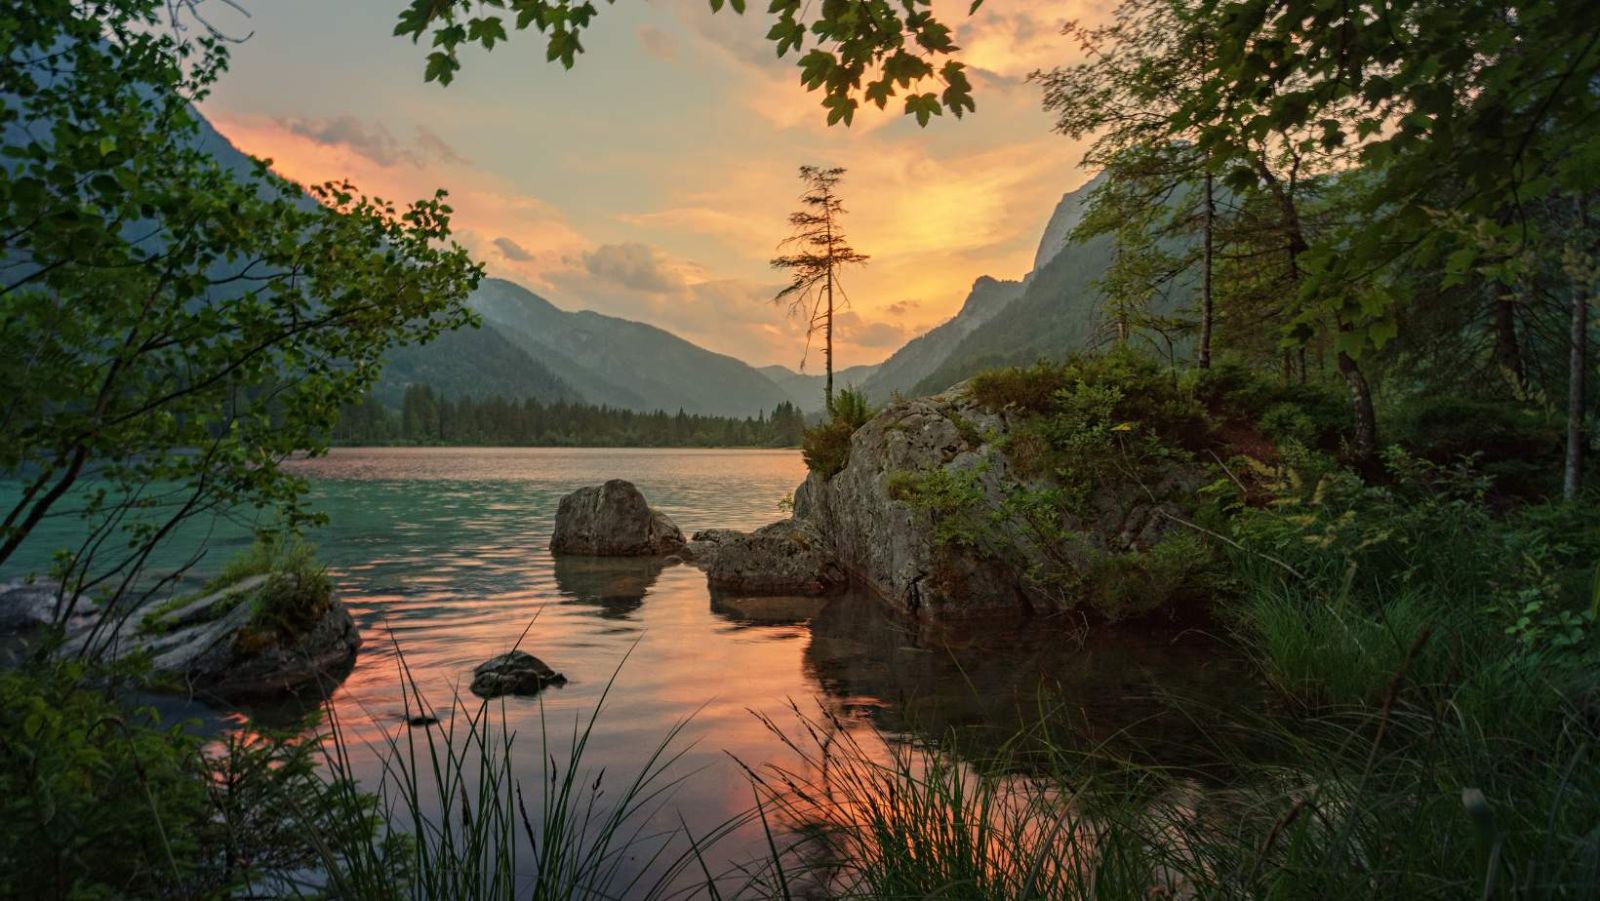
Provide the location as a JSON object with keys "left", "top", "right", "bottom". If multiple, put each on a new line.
{"left": 550, "top": 480, "right": 685, "bottom": 556}
{"left": 61, "top": 573, "right": 362, "bottom": 700}
{"left": 701, "top": 520, "right": 846, "bottom": 596}
{"left": 470, "top": 650, "right": 566, "bottom": 698}
{"left": 794, "top": 385, "right": 1205, "bottom": 628}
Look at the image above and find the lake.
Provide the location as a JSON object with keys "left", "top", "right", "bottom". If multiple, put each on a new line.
{"left": 4, "top": 447, "right": 1262, "bottom": 889}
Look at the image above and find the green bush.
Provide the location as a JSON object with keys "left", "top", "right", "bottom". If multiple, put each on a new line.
{"left": 1384, "top": 394, "right": 1565, "bottom": 498}
{"left": 218, "top": 534, "right": 334, "bottom": 652}
{"left": 1229, "top": 450, "right": 1600, "bottom": 709}
{"left": 0, "top": 662, "right": 383, "bottom": 898}
{"left": 0, "top": 662, "right": 211, "bottom": 898}
{"left": 972, "top": 350, "right": 1210, "bottom": 448}
{"left": 802, "top": 387, "right": 873, "bottom": 478}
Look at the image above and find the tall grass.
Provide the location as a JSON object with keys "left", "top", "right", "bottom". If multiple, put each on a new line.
{"left": 725, "top": 681, "right": 1598, "bottom": 899}
{"left": 302, "top": 636, "right": 751, "bottom": 900}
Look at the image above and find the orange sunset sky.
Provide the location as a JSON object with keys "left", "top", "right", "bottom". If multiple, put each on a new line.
{"left": 200, "top": 0, "right": 1109, "bottom": 369}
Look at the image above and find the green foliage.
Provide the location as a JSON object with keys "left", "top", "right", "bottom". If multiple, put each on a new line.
{"left": 968, "top": 360, "right": 1074, "bottom": 415}
{"left": 802, "top": 387, "right": 872, "bottom": 478}
{"left": 0, "top": 661, "right": 385, "bottom": 898}
{"left": 972, "top": 351, "right": 1215, "bottom": 481}
{"left": 1229, "top": 451, "right": 1600, "bottom": 706}
{"left": 1083, "top": 530, "right": 1211, "bottom": 618}
{"left": 394, "top": 0, "right": 981, "bottom": 126}
{"left": 0, "top": 662, "right": 209, "bottom": 898}
{"left": 886, "top": 464, "right": 990, "bottom": 550}
{"left": 0, "top": 1, "right": 482, "bottom": 624}
{"left": 232, "top": 534, "right": 334, "bottom": 647}
{"left": 1385, "top": 394, "right": 1566, "bottom": 497}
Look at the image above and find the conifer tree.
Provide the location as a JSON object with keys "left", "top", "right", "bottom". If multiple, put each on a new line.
{"left": 772, "top": 166, "right": 870, "bottom": 413}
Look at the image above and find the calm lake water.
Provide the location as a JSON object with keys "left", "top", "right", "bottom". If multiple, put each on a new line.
{"left": 3, "top": 447, "right": 1262, "bottom": 888}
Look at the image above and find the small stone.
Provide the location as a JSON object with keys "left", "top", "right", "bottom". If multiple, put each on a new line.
{"left": 470, "top": 650, "right": 567, "bottom": 699}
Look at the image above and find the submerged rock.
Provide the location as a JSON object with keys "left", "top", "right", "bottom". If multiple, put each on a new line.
{"left": 703, "top": 520, "right": 846, "bottom": 596}
{"left": 710, "top": 590, "right": 828, "bottom": 625}
{"left": 550, "top": 480, "right": 685, "bottom": 556}
{"left": 470, "top": 650, "right": 567, "bottom": 698}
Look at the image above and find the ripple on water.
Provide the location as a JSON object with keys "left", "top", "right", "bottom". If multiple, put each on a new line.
{"left": 0, "top": 447, "right": 1265, "bottom": 887}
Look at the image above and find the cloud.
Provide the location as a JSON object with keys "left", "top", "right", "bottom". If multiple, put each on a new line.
{"left": 494, "top": 237, "right": 535, "bottom": 261}
{"left": 835, "top": 310, "right": 910, "bottom": 348}
{"left": 885, "top": 299, "right": 921, "bottom": 316}
{"left": 275, "top": 115, "right": 469, "bottom": 168}
{"left": 582, "top": 242, "right": 691, "bottom": 294}
{"left": 637, "top": 25, "right": 678, "bottom": 61}
{"left": 415, "top": 124, "right": 469, "bottom": 166}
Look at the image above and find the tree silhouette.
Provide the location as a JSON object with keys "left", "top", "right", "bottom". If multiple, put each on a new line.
{"left": 771, "top": 165, "right": 870, "bottom": 413}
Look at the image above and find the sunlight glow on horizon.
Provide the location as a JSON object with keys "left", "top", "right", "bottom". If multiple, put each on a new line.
{"left": 200, "top": 0, "right": 1106, "bottom": 369}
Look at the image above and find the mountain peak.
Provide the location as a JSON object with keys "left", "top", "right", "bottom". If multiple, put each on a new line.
{"left": 1030, "top": 171, "right": 1109, "bottom": 274}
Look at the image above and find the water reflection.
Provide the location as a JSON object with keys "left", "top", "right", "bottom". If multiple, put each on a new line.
{"left": 553, "top": 555, "right": 666, "bottom": 621}
{"left": 2, "top": 448, "right": 1264, "bottom": 886}
{"left": 804, "top": 591, "right": 1261, "bottom": 774}
{"left": 709, "top": 589, "right": 827, "bottom": 628}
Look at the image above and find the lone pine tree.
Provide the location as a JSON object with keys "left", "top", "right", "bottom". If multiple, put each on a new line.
{"left": 771, "top": 165, "right": 870, "bottom": 413}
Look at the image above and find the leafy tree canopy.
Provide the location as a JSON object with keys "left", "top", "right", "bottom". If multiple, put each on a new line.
{"left": 393, "top": 0, "right": 981, "bottom": 126}
{"left": 1, "top": 0, "right": 482, "bottom": 627}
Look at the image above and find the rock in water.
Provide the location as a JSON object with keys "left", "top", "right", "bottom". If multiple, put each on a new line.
{"left": 470, "top": 651, "right": 567, "bottom": 698}
{"left": 550, "top": 480, "right": 685, "bottom": 556}
{"left": 703, "top": 520, "right": 846, "bottom": 596}
{"left": 58, "top": 573, "right": 362, "bottom": 701}
{"left": 794, "top": 384, "right": 1204, "bottom": 628}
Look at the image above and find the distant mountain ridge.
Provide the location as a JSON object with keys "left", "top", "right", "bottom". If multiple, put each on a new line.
{"left": 461, "top": 279, "right": 793, "bottom": 418}
{"left": 852, "top": 170, "right": 1198, "bottom": 401}
{"left": 859, "top": 275, "right": 1025, "bottom": 400}
{"left": 859, "top": 173, "right": 1108, "bottom": 401}
{"left": 193, "top": 103, "right": 1140, "bottom": 417}
{"left": 759, "top": 363, "right": 879, "bottom": 413}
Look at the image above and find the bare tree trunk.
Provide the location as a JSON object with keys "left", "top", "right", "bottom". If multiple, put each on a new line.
{"left": 824, "top": 267, "right": 835, "bottom": 415}
{"left": 1337, "top": 345, "right": 1379, "bottom": 468}
{"left": 1566, "top": 282, "right": 1589, "bottom": 502}
{"left": 1199, "top": 168, "right": 1215, "bottom": 369}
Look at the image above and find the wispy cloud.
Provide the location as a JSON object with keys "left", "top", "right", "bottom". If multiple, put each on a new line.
{"left": 493, "top": 237, "right": 535, "bottom": 261}
{"left": 276, "top": 115, "right": 469, "bottom": 168}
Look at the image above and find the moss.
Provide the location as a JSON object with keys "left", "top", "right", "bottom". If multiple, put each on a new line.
{"left": 948, "top": 412, "right": 984, "bottom": 449}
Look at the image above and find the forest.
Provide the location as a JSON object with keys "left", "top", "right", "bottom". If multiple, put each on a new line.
{"left": 334, "top": 386, "right": 809, "bottom": 448}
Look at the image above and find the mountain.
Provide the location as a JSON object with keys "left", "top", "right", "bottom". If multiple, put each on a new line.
{"left": 759, "top": 364, "right": 879, "bottom": 413}
{"left": 374, "top": 323, "right": 580, "bottom": 407}
{"left": 859, "top": 276, "right": 1025, "bottom": 401}
{"left": 463, "top": 278, "right": 794, "bottom": 418}
{"left": 857, "top": 170, "right": 1202, "bottom": 399}
{"left": 908, "top": 229, "right": 1121, "bottom": 395}
{"left": 859, "top": 173, "right": 1107, "bottom": 402}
